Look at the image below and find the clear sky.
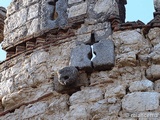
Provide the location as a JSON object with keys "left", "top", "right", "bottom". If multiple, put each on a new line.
{"left": 0, "top": 0, "right": 155, "bottom": 61}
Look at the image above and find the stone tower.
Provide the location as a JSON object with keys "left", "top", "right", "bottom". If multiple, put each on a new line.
{"left": 0, "top": 0, "right": 160, "bottom": 119}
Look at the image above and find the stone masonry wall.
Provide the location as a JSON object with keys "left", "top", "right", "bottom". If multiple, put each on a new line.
{"left": 0, "top": 0, "right": 160, "bottom": 120}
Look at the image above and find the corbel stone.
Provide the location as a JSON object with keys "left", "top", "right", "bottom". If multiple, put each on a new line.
{"left": 57, "top": 66, "right": 79, "bottom": 86}
{"left": 54, "top": 66, "right": 89, "bottom": 94}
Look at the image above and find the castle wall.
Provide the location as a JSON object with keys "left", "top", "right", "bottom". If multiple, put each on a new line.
{"left": 0, "top": 0, "right": 160, "bottom": 120}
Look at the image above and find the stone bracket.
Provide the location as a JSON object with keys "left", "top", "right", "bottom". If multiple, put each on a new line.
{"left": 53, "top": 66, "right": 88, "bottom": 94}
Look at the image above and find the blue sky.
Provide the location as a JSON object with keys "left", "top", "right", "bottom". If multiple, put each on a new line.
{"left": 0, "top": 0, "right": 155, "bottom": 61}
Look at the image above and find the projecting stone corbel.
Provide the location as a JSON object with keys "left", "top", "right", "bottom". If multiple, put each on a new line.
{"left": 53, "top": 66, "right": 89, "bottom": 94}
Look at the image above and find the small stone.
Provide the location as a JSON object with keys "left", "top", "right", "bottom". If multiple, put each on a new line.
{"left": 129, "top": 80, "right": 153, "bottom": 92}
{"left": 108, "top": 103, "right": 121, "bottom": 115}
{"left": 68, "top": 0, "right": 83, "bottom": 5}
{"left": 105, "top": 85, "right": 126, "bottom": 98}
{"left": 107, "top": 97, "right": 117, "bottom": 104}
{"left": 122, "top": 92, "right": 160, "bottom": 112}
{"left": 154, "top": 80, "right": 160, "bottom": 92}
{"left": 146, "top": 65, "right": 160, "bottom": 81}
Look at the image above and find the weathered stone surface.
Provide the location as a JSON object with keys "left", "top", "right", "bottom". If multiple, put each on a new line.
{"left": 2, "top": 84, "right": 53, "bottom": 110}
{"left": 92, "top": 39, "right": 115, "bottom": 71}
{"left": 64, "top": 104, "right": 91, "bottom": 120}
{"left": 148, "top": 28, "right": 160, "bottom": 46}
{"left": 154, "top": 0, "right": 160, "bottom": 11}
{"left": 116, "top": 51, "right": 137, "bottom": 67}
{"left": 122, "top": 92, "right": 160, "bottom": 112}
{"left": 146, "top": 65, "right": 160, "bottom": 81}
{"left": 22, "top": 102, "right": 48, "bottom": 119}
{"left": 26, "top": 18, "right": 39, "bottom": 35}
{"left": 76, "top": 22, "right": 111, "bottom": 35}
{"left": 0, "top": 7, "right": 6, "bottom": 42}
{"left": 105, "top": 85, "right": 126, "bottom": 98}
{"left": 57, "top": 66, "right": 79, "bottom": 86}
{"left": 68, "top": 0, "right": 83, "bottom": 5}
{"left": 94, "top": 29, "right": 112, "bottom": 42}
{"left": 129, "top": 80, "right": 153, "bottom": 92}
{"left": 107, "top": 97, "right": 117, "bottom": 104}
{"left": 70, "top": 87, "right": 104, "bottom": 105}
{"left": 113, "top": 29, "right": 150, "bottom": 55}
{"left": 154, "top": 80, "right": 160, "bottom": 92}
{"left": 27, "top": 3, "right": 39, "bottom": 20}
{"left": 93, "top": 0, "right": 118, "bottom": 14}
{"left": 149, "top": 43, "right": 160, "bottom": 64}
{"left": 0, "top": 78, "right": 14, "bottom": 99}
{"left": 31, "top": 50, "right": 49, "bottom": 66}
{"left": 0, "top": 94, "right": 69, "bottom": 120}
{"left": 6, "top": 8, "right": 27, "bottom": 32}
{"left": 70, "top": 44, "right": 92, "bottom": 71}
{"left": 68, "top": 2, "right": 87, "bottom": 18}
{"left": 1, "top": 0, "right": 160, "bottom": 119}
{"left": 90, "top": 71, "right": 113, "bottom": 85}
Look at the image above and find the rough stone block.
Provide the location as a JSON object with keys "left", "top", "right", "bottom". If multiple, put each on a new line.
{"left": 27, "top": 3, "right": 39, "bottom": 20}
{"left": 122, "top": 92, "right": 160, "bottom": 112}
{"left": 146, "top": 65, "right": 160, "bottom": 81}
{"left": 70, "top": 44, "right": 92, "bottom": 71}
{"left": 94, "top": 29, "right": 112, "bottom": 42}
{"left": 27, "top": 18, "right": 40, "bottom": 36}
{"left": 57, "top": 66, "right": 79, "bottom": 86}
{"left": 30, "top": 51, "right": 49, "bottom": 66}
{"left": 68, "top": 2, "right": 87, "bottom": 18}
{"left": 129, "top": 80, "right": 153, "bottom": 92}
{"left": 63, "top": 104, "right": 91, "bottom": 120}
{"left": 0, "top": 78, "right": 14, "bottom": 99}
{"left": 105, "top": 85, "right": 126, "bottom": 98}
{"left": 6, "top": 8, "right": 27, "bottom": 32}
{"left": 154, "top": 80, "right": 160, "bottom": 92}
{"left": 116, "top": 51, "right": 137, "bottom": 67}
{"left": 69, "top": 87, "right": 104, "bottom": 105}
{"left": 92, "top": 39, "right": 115, "bottom": 71}
{"left": 154, "top": 0, "right": 160, "bottom": 11}
{"left": 22, "top": 102, "right": 48, "bottom": 119}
